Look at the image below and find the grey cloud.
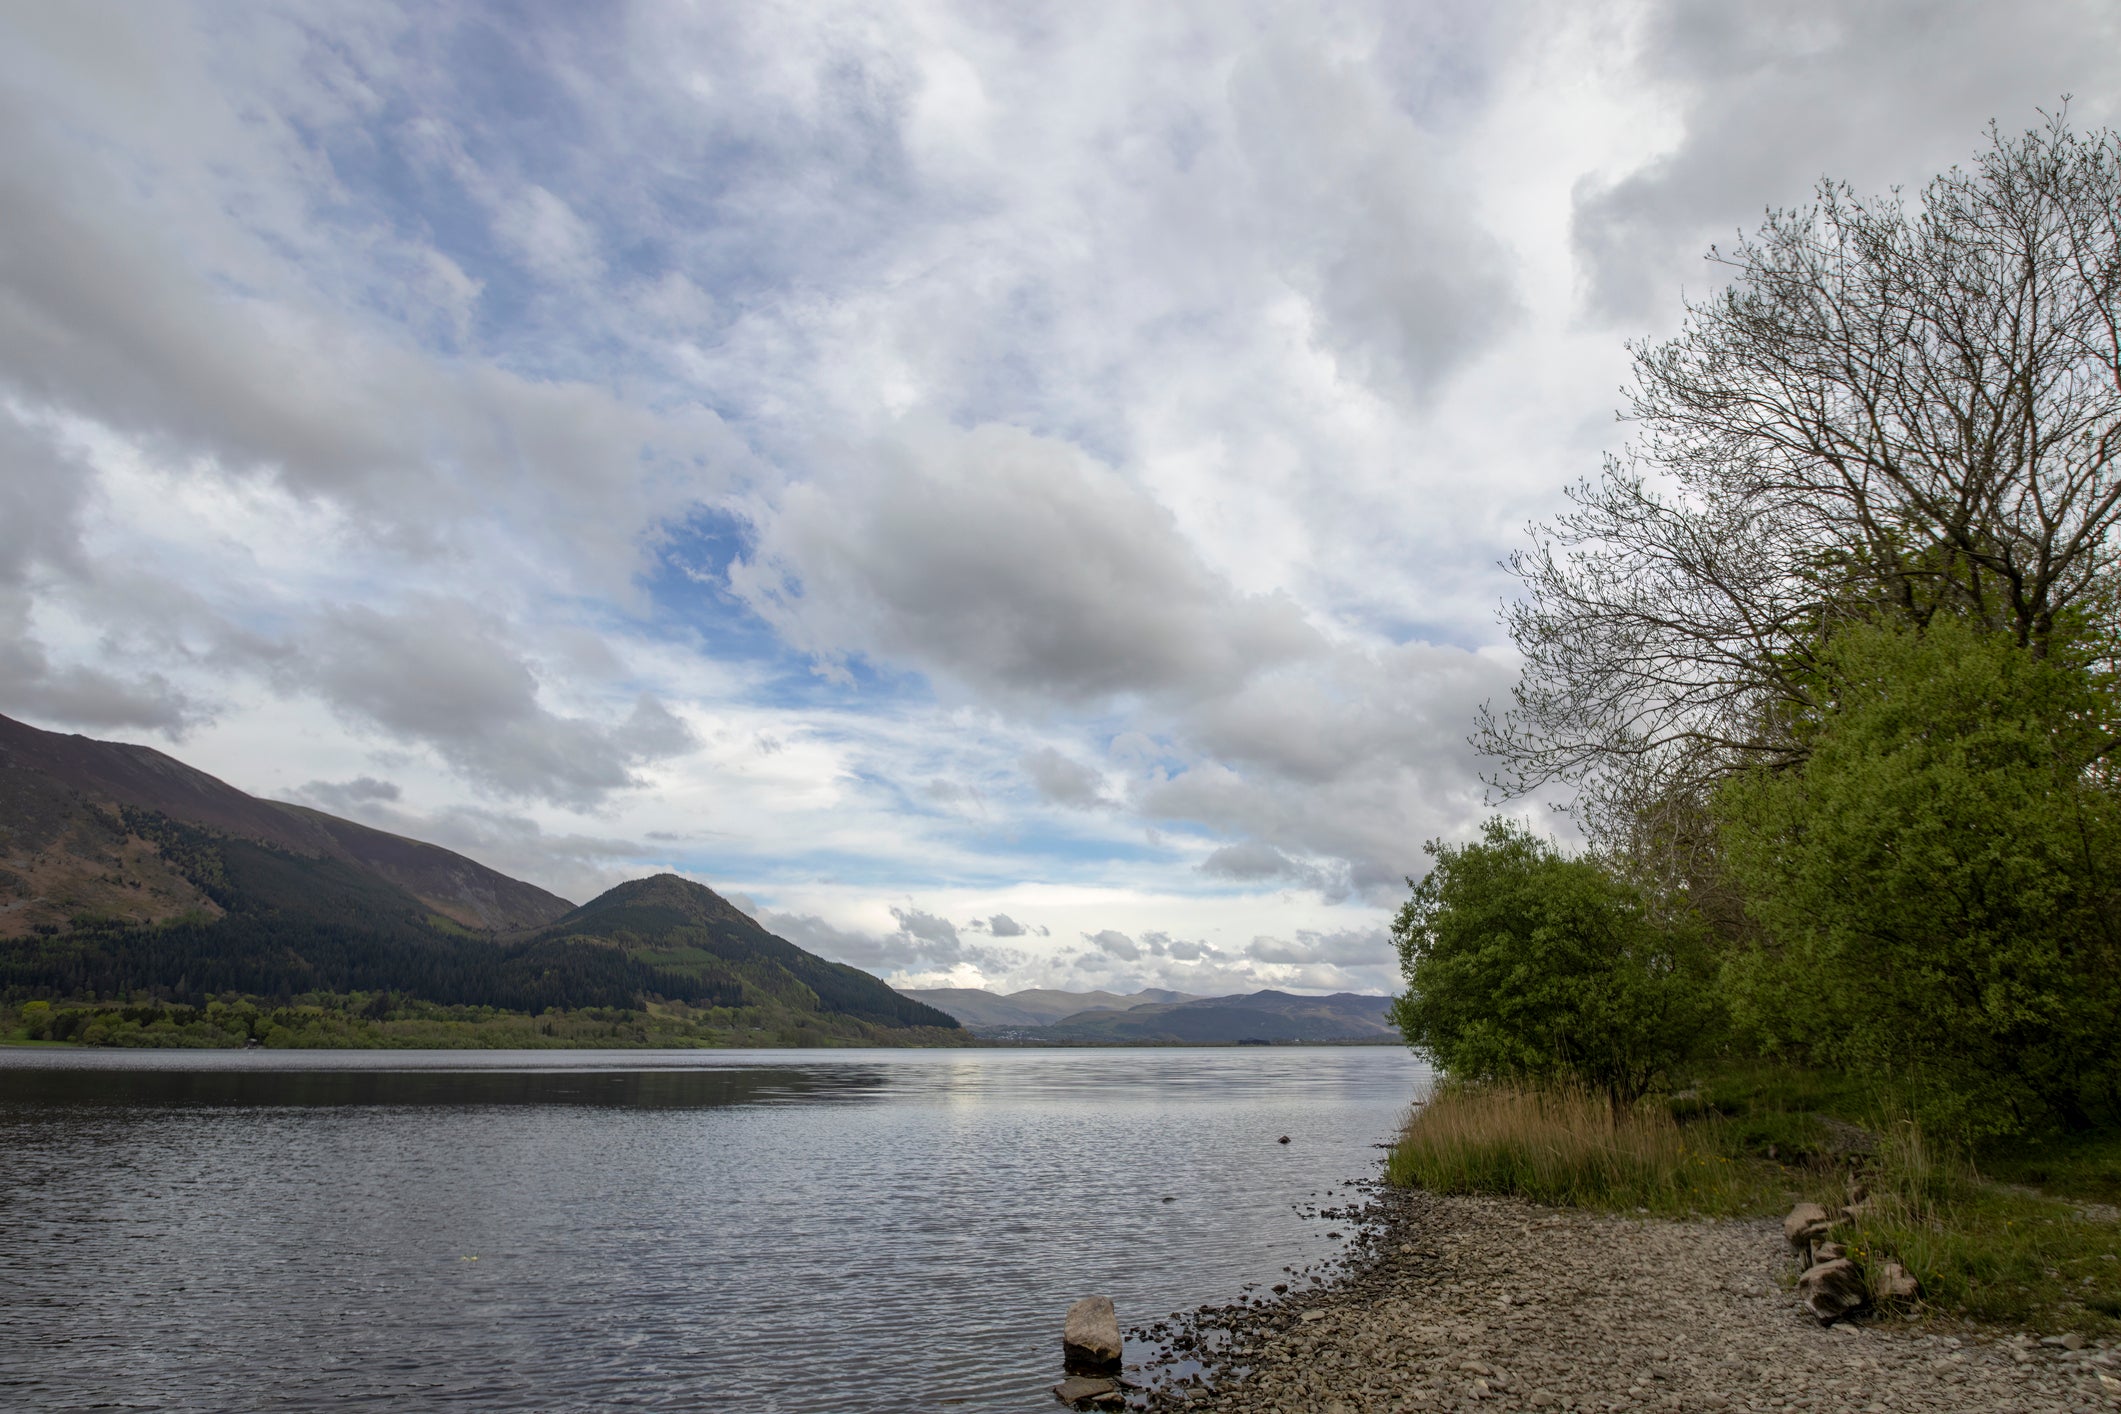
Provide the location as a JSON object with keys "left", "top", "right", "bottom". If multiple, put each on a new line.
{"left": 1084, "top": 928, "right": 1142, "bottom": 961}
{"left": 290, "top": 599, "right": 695, "bottom": 807}
{"left": 0, "top": 625, "right": 202, "bottom": 736}
{"left": 888, "top": 906, "right": 960, "bottom": 947}
{"left": 986, "top": 912, "right": 1027, "bottom": 937}
{"left": 1231, "top": 36, "right": 1520, "bottom": 397}
{"left": 1200, "top": 841, "right": 1354, "bottom": 901}
{"left": 760, "top": 906, "right": 1022, "bottom": 978}
{"left": 1245, "top": 928, "right": 1395, "bottom": 970}
{"left": 294, "top": 775, "right": 403, "bottom": 811}
{"left": 1021, "top": 746, "right": 1106, "bottom": 807}
{"left": 732, "top": 420, "right": 1322, "bottom": 705}
{"left": 275, "top": 787, "right": 652, "bottom": 904}
{"left": 1572, "top": 2, "right": 2121, "bottom": 324}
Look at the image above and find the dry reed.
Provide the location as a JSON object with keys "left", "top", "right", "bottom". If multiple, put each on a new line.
{"left": 1386, "top": 1080, "right": 1778, "bottom": 1215}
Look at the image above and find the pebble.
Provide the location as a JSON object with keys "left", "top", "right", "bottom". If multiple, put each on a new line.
{"left": 1130, "top": 1187, "right": 2120, "bottom": 1413}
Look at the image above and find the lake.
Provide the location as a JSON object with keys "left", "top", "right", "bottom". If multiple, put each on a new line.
{"left": 0, "top": 1045, "right": 1431, "bottom": 1412}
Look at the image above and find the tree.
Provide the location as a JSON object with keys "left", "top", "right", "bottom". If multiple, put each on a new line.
{"left": 1716, "top": 617, "right": 2121, "bottom": 1141}
{"left": 1389, "top": 819, "right": 1720, "bottom": 1107}
{"left": 1483, "top": 112, "right": 2121, "bottom": 839}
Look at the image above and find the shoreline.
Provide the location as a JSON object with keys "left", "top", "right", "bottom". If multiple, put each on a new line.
{"left": 1125, "top": 1186, "right": 2118, "bottom": 1412}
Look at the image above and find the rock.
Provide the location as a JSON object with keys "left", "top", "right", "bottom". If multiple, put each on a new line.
{"left": 1052, "top": 1374, "right": 1122, "bottom": 1408}
{"left": 1278, "top": 1135, "right": 1291, "bottom": 1144}
{"left": 1876, "top": 1260, "right": 1920, "bottom": 1302}
{"left": 1814, "top": 1241, "right": 1848, "bottom": 1262}
{"left": 2040, "top": 1332, "right": 2085, "bottom": 1351}
{"left": 1783, "top": 1203, "right": 1840, "bottom": 1254}
{"left": 1300, "top": 1309, "right": 1328, "bottom": 1323}
{"left": 1848, "top": 1178, "right": 1870, "bottom": 1204}
{"left": 1797, "top": 1258, "right": 1868, "bottom": 1323}
{"left": 1063, "top": 1296, "right": 1123, "bottom": 1375}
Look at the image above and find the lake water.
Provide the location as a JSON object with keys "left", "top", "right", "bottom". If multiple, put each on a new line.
{"left": 0, "top": 1045, "right": 1430, "bottom": 1412}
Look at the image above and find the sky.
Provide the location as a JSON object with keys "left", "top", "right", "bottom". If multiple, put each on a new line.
{"left": 3, "top": 1, "right": 2117, "bottom": 999}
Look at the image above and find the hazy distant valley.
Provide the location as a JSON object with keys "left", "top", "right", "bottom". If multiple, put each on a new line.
{"left": 898, "top": 985, "right": 1397, "bottom": 1044}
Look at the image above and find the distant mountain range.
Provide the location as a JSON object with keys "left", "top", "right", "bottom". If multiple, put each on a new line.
{"left": 899, "top": 985, "right": 1399, "bottom": 1044}
{"left": 0, "top": 713, "right": 956, "bottom": 1036}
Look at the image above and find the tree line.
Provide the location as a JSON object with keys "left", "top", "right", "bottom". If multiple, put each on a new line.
{"left": 1396, "top": 111, "right": 2121, "bottom": 1145}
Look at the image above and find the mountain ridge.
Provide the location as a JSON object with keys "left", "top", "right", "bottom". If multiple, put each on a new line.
{"left": 898, "top": 984, "right": 1398, "bottom": 1043}
{"left": 0, "top": 712, "right": 571, "bottom": 933}
{"left": 0, "top": 713, "right": 956, "bottom": 1037}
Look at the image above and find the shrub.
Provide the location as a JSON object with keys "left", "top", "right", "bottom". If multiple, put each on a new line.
{"left": 1390, "top": 820, "right": 1720, "bottom": 1106}
{"left": 1716, "top": 618, "right": 2121, "bottom": 1141}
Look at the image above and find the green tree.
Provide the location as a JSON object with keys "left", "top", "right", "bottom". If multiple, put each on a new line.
{"left": 1390, "top": 820, "right": 1720, "bottom": 1107}
{"left": 1717, "top": 618, "right": 2121, "bottom": 1141}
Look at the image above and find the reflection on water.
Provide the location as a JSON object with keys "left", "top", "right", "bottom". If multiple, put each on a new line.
{"left": 0, "top": 1046, "right": 1429, "bottom": 1413}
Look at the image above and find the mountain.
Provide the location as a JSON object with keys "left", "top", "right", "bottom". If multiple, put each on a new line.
{"left": 0, "top": 713, "right": 956, "bottom": 1035}
{"left": 1044, "top": 990, "right": 1397, "bottom": 1044}
{"left": 0, "top": 712, "right": 569, "bottom": 934}
{"left": 898, "top": 985, "right": 1199, "bottom": 1029}
{"left": 530, "top": 875, "right": 958, "bottom": 1030}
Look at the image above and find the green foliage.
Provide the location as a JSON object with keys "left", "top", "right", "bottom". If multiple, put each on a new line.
{"left": 1, "top": 993, "right": 974, "bottom": 1050}
{"left": 1389, "top": 819, "right": 1721, "bottom": 1105}
{"left": 1716, "top": 618, "right": 2121, "bottom": 1141}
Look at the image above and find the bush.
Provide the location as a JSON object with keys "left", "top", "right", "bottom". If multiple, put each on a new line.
{"left": 1389, "top": 819, "right": 1721, "bottom": 1105}
{"left": 1716, "top": 619, "right": 2121, "bottom": 1141}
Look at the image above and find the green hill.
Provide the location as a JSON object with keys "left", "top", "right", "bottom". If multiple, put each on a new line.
{"left": 0, "top": 714, "right": 959, "bottom": 1046}
{"left": 526, "top": 874, "right": 959, "bottom": 1030}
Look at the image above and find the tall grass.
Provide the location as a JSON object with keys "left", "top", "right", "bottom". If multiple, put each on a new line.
{"left": 1387, "top": 1081, "right": 1788, "bottom": 1216}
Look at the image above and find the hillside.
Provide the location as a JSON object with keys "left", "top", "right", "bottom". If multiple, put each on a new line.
{"left": 531, "top": 875, "right": 958, "bottom": 1030}
{"left": 0, "top": 715, "right": 957, "bottom": 1042}
{"left": 0, "top": 712, "right": 569, "bottom": 933}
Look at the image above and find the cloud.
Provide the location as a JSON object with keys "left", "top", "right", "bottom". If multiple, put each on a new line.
{"left": 731, "top": 419, "right": 1322, "bottom": 705}
{"left": 289, "top": 599, "right": 695, "bottom": 806}
{"left": 1571, "top": 2, "right": 2121, "bottom": 323}
{"left": 1020, "top": 746, "right": 1106, "bottom": 808}
{"left": 276, "top": 785, "right": 654, "bottom": 904}
{"left": 985, "top": 912, "right": 1027, "bottom": 937}
{"left": 757, "top": 903, "right": 1024, "bottom": 977}
{"left": 1084, "top": 928, "right": 1142, "bottom": 961}
{"left": 293, "top": 775, "right": 403, "bottom": 810}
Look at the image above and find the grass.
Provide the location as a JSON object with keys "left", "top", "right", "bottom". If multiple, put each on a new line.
{"left": 1389, "top": 1071, "right": 2121, "bottom": 1336}
{"left": 1386, "top": 1080, "right": 1807, "bottom": 1216}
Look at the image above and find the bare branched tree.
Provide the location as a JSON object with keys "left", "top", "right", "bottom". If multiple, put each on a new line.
{"left": 1483, "top": 109, "right": 2121, "bottom": 836}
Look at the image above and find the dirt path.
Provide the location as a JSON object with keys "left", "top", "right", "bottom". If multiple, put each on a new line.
{"left": 1128, "top": 1188, "right": 2118, "bottom": 1413}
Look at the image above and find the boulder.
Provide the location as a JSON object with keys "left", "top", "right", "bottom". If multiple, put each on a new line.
{"left": 1813, "top": 1241, "right": 1848, "bottom": 1263}
{"left": 1052, "top": 1374, "right": 1123, "bottom": 1408}
{"left": 1783, "top": 1202, "right": 1841, "bottom": 1255}
{"left": 1877, "top": 1261, "right": 1921, "bottom": 1302}
{"left": 1063, "top": 1296, "right": 1123, "bottom": 1375}
{"left": 1797, "top": 1258, "right": 1868, "bottom": 1323}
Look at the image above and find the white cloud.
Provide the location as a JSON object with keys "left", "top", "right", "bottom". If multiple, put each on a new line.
{"left": 2, "top": 0, "right": 2112, "bottom": 992}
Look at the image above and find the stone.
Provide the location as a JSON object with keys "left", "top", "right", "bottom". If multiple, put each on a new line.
{"left": 1063, "top": 1296, "right": 1123, "bottom": 1375}
{"left": 1052, "top": 1374, "right": 1122, "bottom": 1408}
{"left": 1783, "top": 1203, "right": 1840, "bottom": 1255}
{"left": 1814, "top": 1241, "right": 1848, "bottom": 1262}
{"left": 1300, "top": 1309, "right": 1329, "bottom": 1323}
{"left": 1797, "top": 1258, "right": 1869, "bottom": 1323}
{"left": 2040, "top": 1333, "right": 2086, "bottom": 1351}
{"left": 1877, "top": 1261, "right": 1921, "bottom": 1302}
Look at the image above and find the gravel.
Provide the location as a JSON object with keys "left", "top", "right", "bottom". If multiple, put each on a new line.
{"left": 1124, "top": 1187, "right": 2121, "bottom": 1413}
